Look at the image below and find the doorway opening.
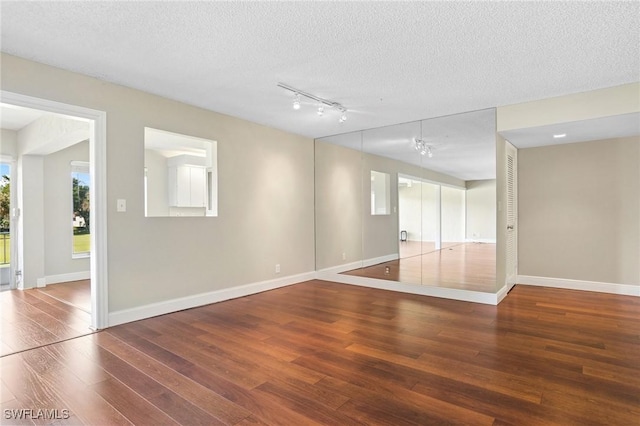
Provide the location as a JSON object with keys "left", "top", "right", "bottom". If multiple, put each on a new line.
{"left": 0, "top": 91, "right": 107, "bottom": 356}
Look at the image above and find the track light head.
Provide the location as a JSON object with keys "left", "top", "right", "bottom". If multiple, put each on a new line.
{"left": 278, "top": 83, "right": 347, "bottom": 123}
{"left": 414, "top": 138, "right": 433, "bottom": 157}
{"left": 338, "top": 108, "right": 347, "bottom": 123}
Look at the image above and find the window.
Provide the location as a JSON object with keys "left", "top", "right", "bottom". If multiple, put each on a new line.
{"left": 0, "top": 162, "right": 10, "bottom": 267}
{"left": 71, "top": 161, "right": 90, "bottom": 257}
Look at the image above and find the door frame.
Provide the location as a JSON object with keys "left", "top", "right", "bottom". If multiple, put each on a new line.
{"left": 1, "top": 90, "right": 108, "bottom": 330}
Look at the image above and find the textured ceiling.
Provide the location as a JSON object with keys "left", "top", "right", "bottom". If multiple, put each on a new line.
{"left": 1, "top": 1, "right": 638, "bottom": 141}
{"left": 0, "top": 1, "right": 640, "bottom": 137}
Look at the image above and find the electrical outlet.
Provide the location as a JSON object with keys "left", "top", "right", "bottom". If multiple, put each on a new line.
{"left": 275, "top": 264, "right": 281, "bottom": 274}
{"left": 342, "top": 252, "right": 346, "bottom": 260}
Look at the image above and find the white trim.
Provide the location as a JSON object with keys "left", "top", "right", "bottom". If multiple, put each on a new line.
{"left": 37, "top": 271, "right": 91, "bottom": 287}
{"left": 517, "top": 275, "right": 640, "bottom": 297}
{"left": 496, "top": 284, "right": 510, "bottom": 303}
{"left": 317, "top": 272, "right": 501, "bottom": 305}
{"left": 316, "top": 255, "right": 502, "bottom": 305}
{"left": 1, "top": 91, "right": 109, "bottom": 330}
{"left": 465, "top": 238, "right": 497, "bottom": 244}
{"left": 317, "top": 260, "right": 365, "bottom": 276}
{"left": 108, "top": 271, "right": 316, "bottom": 327}
{"left": 363, "top": 253, "right": 399, "bottom": 268}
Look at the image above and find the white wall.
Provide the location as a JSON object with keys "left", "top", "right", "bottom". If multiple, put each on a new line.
{"left": 43, "top": 141, "right": 90, "bottom": 277}
{"left": 14, "top": 113, "right": 90, "bottom": 287}
{"left": 144, "top": 149, "right": 169, "bottom": 217}
{"left": 466, "top": 179, "right": 496, "bottom": 242}
{"left": 518, "top": 137, "right": 639, "bottom": 285}
{"left": 2, "top": 53, "right": 316, "bottom": 313}
{"left": 17, "top": 155, "right": 44, "bottom": 288}
{"left": 441, "top": 186, "right": 465, "bottom": 243}
{"left": 18, "top": 114, "right": 90, "bottom": 155}
{"left": 1, "top": 129, "right": 18, "bottom": 157}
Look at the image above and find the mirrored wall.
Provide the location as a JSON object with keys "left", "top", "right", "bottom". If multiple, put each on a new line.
{"left": 315, "top": 108, "right": 497, "bottom": 293}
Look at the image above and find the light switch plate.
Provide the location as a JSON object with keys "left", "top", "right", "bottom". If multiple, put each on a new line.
{"left": 117, "top": 199, "right": 126, "bottom": 212}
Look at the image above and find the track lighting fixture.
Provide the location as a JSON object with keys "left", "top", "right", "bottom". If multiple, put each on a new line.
{"left": 414, "top": 138, "right": 433, "bottom": 157}
{"left": 278, "top": 82, "right": 347, "bottom": 123}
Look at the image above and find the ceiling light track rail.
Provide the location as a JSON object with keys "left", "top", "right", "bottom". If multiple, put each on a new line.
{"left": 278, "top": 82, "right": 348, "bottom": 122}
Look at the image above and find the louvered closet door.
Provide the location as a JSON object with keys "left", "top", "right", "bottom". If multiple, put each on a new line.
{"left": 505, "top": 141, "right": 518, "bottom": 289}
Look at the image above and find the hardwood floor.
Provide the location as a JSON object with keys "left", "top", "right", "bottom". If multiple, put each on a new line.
{"left": 0, "top": 285, "right": 92, "bottom": 357}
{"left": 1, "top": 280, "right": 638, "bottom": 425}
{"left": 345, "top": 242, "right": 497, "bottom": 292}
{"left": 37, "top": 280, "right": 91, "bottom": 313}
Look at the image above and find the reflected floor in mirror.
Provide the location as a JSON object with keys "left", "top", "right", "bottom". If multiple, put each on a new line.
{"left": 343, "top": 242, "right": 496, "bottom": 292}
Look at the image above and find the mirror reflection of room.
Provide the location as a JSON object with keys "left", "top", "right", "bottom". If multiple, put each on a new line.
{"left": 316, "top": 108, "right": 497, "bottom": 293}
{"left": 144, "top": 127, "right": 217, "bottom": 217}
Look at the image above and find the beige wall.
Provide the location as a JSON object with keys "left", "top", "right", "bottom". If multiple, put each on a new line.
{"left": 314, "top": 141, "right": 363, "bottom": 269}
{"left": 44, "top": 141, "right": 90, "bottom": 276}
{"left": 315, "top": 138, "right": 466, "bottom": 269}
{"left": 466, "top": 179, "right": 496, "bottom": 241}
{"left": 498, "top": 83, "right": 640, "bottom": 131}
{"left": 518, "top": 136, "right": 639, "bottom": 285}
{"left": 2, "top": 53, "right": 315, "bottom": 311}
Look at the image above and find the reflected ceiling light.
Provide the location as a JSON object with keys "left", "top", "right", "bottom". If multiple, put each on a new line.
{"left": 553, "top": 133, "right": 566, "bottom": 138}
{"left": 414, "top": 138, "right": 433, "bottom": 157}
{"left": 339, "top": 108, "right": 347, "bottom": 123}
{"left": 278, "top": 82, "right": 347, "bottom": 123}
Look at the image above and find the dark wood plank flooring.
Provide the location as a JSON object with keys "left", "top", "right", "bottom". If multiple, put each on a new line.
{"left": 0, "top": 286, "right": 93, "bottom": 357}
{"left": 37, "top": 280, "right": 91, "bottom": 313}
{"left": 1, "top": 280, "right": 639, "bottom": 425}
{"left": 345, "top": 242, "right": 496, "bottom": 292}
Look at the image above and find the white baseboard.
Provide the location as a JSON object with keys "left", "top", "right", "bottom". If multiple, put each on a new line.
{"left": 363, "top": 253, "right": 399, "bottom": 267}
{"left": 316, "top": 253, "right": 400, "bottom": 277}
{"left": 316, "top": 260, "right": 364, "bottom": 276}
{"left": 36, "top": 271, "right": 91, "bottom": 287}
{"left": 318, "top": 273, "right": 501, "bottom": 305}
{"left": 108, "top": 271, "right": 316, "bottom": 327}
{"left": 517, "top": 275, "right": 640, "bottom": 297}
{"left": 465, "top": 238, "right": 497, "bottom": 244}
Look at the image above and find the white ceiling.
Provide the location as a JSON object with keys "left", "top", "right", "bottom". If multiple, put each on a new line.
{"left": 0, "top": 103, "right": 46, "bottom": 130}
{"left": 501, "top": 113, "right": 640, "bottom": 149}
{"left": 319, "top": 108, "right": 496, "bottom": 181}
{"left": 1, "top": 2, "right": 638, "bottom": 180}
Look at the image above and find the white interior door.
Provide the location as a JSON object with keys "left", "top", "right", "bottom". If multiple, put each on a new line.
{"left": 505, "top": 140, "right": 518, "bottom": 289}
